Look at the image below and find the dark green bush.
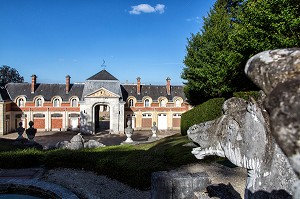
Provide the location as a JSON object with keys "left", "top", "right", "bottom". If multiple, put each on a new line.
{"left": 233, "top": 91, "right": 260, "bottom": 101}
{"left": 0, "top": 149, "right": 44, "bottom": 168}
{"left": 180, "top": 98, "right": 225, "bottom": 136}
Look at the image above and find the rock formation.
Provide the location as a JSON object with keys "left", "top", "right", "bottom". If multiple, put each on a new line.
{"left": 55, "top": 133, "right": 105, "bottom": 150}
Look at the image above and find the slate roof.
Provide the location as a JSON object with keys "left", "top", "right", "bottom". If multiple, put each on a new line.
{"left": 6, "top": 83, "right": 84, "bottom": 101}
{"left": 121, "top": 84, "right": 186, "bottom": 102}
{"left": 82, "top": 80, "right": 123, "bottom": 100}
{"left": 87, "top": 69, "right": 118, "bottom": 81}
{"left": 4, "top": 70, "right": 186, "bottom": 103}
{"left": 0, "top": 85, "right": 10, "bottom": 101}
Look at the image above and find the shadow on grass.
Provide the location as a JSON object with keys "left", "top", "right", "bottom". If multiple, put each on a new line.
{"left": 0, "top": 134, "right": 217, "bottom": 190}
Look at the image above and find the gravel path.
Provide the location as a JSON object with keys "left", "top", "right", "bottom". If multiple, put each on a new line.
{"left": 42, "top": 162, "right": 247, "bottom": 199}
{"left": 42, "top": 168, "right": 150, "bottom": 199}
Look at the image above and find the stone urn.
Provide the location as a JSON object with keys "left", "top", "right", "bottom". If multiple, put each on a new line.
{"left": 124, "top": 120, "right": 134, "bottom": 143}
{"left": 26, "top": 121, "right": 37, "bottom": 143}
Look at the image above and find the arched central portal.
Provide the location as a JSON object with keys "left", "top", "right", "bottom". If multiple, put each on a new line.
{"left": 94, "top": 104, "right": 110, "bottom": 133}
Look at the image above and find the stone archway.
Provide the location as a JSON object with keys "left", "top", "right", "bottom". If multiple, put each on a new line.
{"left": 94, "top": 103, "right": 110, "bottom": 133}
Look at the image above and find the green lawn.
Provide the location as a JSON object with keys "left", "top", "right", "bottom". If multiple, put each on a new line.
{"left": 0, "top": 134, "right": 218, "bottom": 190}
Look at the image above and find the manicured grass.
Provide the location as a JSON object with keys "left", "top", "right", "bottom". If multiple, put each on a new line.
{"left": 0, "top": 134, "right": 218, "bottom": 190}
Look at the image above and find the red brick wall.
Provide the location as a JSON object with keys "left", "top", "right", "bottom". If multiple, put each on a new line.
{"left": 51, "top": 118, "right": 62, "bottom": 129}
{"left": 172, "top": 118, "right": 181, "bottom": 127}
{"left": 142, "top": 118, "right": 152, "bottom": 128}
{"left": 33, "top": 118, "right": 45, "bottom": 129}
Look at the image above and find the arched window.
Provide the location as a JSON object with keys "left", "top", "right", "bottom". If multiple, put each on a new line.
{"left": 175, "top": 99, "right": 181, "bottom": 107}
{"left": 36, "top": 98, "right": 42, "bottom": 107}
{"left": 18, "top": 98, "right": 24, "bottom": 107}
{"left": 129, "top": 99, "right": 134, "bottom": 107}
{"left": 160, "top": 99, "right": 167, "bottom": 107}
{"left": 71, "top": 98, "right": 78, "bottom": 107}
{"left": 53, "top": 98, "right": 60, "bottom": 107}
{"left": 144, "top": 99, "right": 150, "bottom": 107}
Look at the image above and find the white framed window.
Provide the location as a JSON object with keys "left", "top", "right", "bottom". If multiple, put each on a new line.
{"left": 175, "top": 98, "right": 182, "bottom": 107}
{"left": 129, "top": 99, "right": 134, "bottom": 107}
{"left": 160, "top": 99, "right": 167, "bottom": 107}
{"left": 71, "top": 98, "right": 78, "bottom": 107}
{"left": 144, "top": 99, "right": 150, "bottom": 107}
{"left": 173, "top": 113, "right": 182, "bottom": 118}
{"left": 35, "top": 98, "right": 43, "bottom": 107}
{"left": 142, "top": 113, "right": 152, "bottom": 118}
{"left": 17, "top": 98, "right": 24, "bottom": 107}
{"left": 53, "top": 98, "right": 60, "bottom": 107}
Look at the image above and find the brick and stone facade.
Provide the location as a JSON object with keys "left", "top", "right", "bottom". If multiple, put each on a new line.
{"left": 0, "top": 70, "right": 191, "bottom": 135}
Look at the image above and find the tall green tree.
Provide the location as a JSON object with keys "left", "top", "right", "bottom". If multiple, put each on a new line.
{"left": 232, "top": 0, "right": 300, "bottom": 61}
{"left": 0, "top": 65, "right": 24, "bottom": 85}
{"left": 182, "top": 0, "right": 300, "bottom": 105}
{"left": 182, "top": 0, "right": 243, "bottom": 105}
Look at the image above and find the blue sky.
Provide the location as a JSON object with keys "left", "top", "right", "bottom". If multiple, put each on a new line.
{"left": 0, "top": 0, "right": 215, "bottom": 85}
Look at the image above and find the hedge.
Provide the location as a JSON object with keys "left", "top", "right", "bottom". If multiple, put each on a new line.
{"left": 233, "top": 91, "right": 260, "bottom": 101}
{"left": 180, "top": 98, "right": 225, "bottom": 136}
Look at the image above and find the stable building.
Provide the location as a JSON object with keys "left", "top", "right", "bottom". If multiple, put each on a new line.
{"left": 0, "top": 70, "right": 191, "bottom": 135}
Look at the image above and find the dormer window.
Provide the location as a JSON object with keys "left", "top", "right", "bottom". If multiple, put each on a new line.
{"left": 53, "top": 98, "right": 60, "bottom": 107}
{"left": 52, "top": 96, "right": 62, "bottom": 107}
{"left": 174, "top": 98, "right": 183, "bottom": 107}
{"left": 175, "top": 99, "right": 181, "bottom": 107}
{"left": 17, "top": 98, "right": 25, "bottom": 107}
{"left": 129, "top": 99, "right": 134, "bottom": 107}
{"left": 144, "top": 99, "right": 150, "bottom": 107}
{"left": 35, "top": 98, "right": 42, "bottom": 107}
{"left": 71, "top": 98, "right": 78, "bottom": 107}
{"left": 159, "top": 98, "right": 167, "bottom": 107}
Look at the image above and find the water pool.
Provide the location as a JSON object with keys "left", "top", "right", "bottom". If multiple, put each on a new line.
{"left": 0, "top": 178, "right": 79, "bottom": 199}
{"left": 0, "top": 194, "right": 41, "bottom": 199}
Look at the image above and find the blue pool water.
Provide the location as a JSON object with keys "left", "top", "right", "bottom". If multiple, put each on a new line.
{"left": 0, "top": 194, "right": 41, "bottom": 199}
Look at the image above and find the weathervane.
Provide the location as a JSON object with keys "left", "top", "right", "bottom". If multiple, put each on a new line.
{"left": 101, "top": 59, "right": 107, "bottom": 70}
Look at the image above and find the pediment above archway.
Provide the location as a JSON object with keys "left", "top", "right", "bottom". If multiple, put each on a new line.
{"left": 85, "top": 87, "right": 120, "bottom": 98}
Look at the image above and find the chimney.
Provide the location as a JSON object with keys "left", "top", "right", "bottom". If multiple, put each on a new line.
{"left": 137, "top": 77, "right": 141, "bottom": 95}
{"left": 66, "top": 75, "right": 71, "bottom": 94}
{"left": 31, "top": 75, "right": 36, "bottom": 94}
{"left": 166, "top": 77, "right": 171, "bottom": 95}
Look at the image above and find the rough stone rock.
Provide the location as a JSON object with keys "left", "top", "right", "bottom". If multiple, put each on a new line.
{"left": 83, "top": 140, "right": 106, "bottom": 148}
{"left": 68, "top": 133, "right": 84, "bottom": 150}
{"left": 70, "top": 133, "right": 84, "bottom": 143}
{"left": 151, "top": 171, "right": 210, "bottom": 199}
{"left": 245, "top": 48, "right": 300, "bottom": 198}
{"left": 245, "top": 48, "right": 300, "bottom": 95}
{"left": 187, "top": 97, "right": 297, "bottom": 199}
{"left": 55, "top": 141, "right": 70, "bottom": 149}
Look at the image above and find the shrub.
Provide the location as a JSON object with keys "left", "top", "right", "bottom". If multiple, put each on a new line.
{"left": 180, "top": 98, "right": 225, "bottom": 136}
{"left": 0, "top": 149, "right": 44, "bottom": 168}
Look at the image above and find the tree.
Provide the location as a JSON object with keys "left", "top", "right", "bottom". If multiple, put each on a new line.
{"left": 0, "top": 65, "right": 24, "bottom": 85}
{"left": 182, "top": 0, "right": 243, "bottom": 105}
{"left": 232, "top": 0, "right": 300, "bottom": 61}
{"left": 182, "top": 0, "right": 300, "bottom": 105}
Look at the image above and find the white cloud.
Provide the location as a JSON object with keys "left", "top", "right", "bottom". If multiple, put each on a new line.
{"left": 129, "top": 4, "right": 165, "bottom": 15}
{"left": 186, "top": 16, "right": 201, "bottom": 24}
{"left": 155, "top": 4, "right": 165, "bottom": 14}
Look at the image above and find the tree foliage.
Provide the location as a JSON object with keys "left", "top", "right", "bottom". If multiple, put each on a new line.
{"left": 182, "top": 0, "right": 300, "bottom": 106}
{"left": 0, "top": 65, "right": 24, "bottom": 85}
